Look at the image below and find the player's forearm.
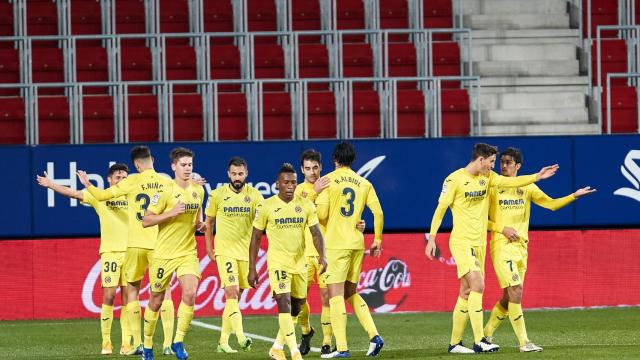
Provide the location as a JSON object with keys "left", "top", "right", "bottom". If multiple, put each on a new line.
{"left": 538, "top": 194, "right": 576, "bottom": 211}
{"left": 141, "top": 211, "right": 173, "bottom": 228}
{"left": 487, "top": 220, "right": 504, "bottom": 233}
{"left": 493, "top": 174, "right": 537, "bottom": 188}
{"left": 204, "top": 218, "right": 215, "bottom": 251}
{"left": 368, "top": 201, "right": 384, "bottom": 242}
{"left": 48, "top": 182, "right": 83, "bottom": 200}
{"left": 248, "top": 229, "right": 262, "bottom": 270}
{"left": 310, "top": 225, "right": 326, "bottom": 259}
{"left": 87, "top": 184, "right": 114, "bottom": 201}
{"left": 428, "top": 202, "right": 448, "bottom": 237}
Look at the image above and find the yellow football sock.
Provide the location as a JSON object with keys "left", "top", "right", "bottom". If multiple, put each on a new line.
{"left": 299, "top": 301, "right": 311, "bottom": 335}
{"left": 127, "top": 301, "right": 142, "bottom": 345}
{"left": 219, "top": 304, "right": 232, "bottom": 345}
{"left": 468, "top": 291, "right": 485, "bottom": 344}
{"left": 329, "top": 296, "right": 348, "bottom": 352}
{"left": 347, "top": 294, "right": 378, "bottom": 339}
{"left": 321, "top": 305, "right": 333, "bottom": 346}
{"left": 160, "top": 299, "right": 175, "bottom": 348}
{"left": 484, "top": 301, "right": 508, "bottom": 337}
{"left": 274, "top": 329, "right": 285, "bottom": 348}
{"left": 143, "top": 309, "right": 159, "bottom": 349}
{"left": 508, "top": 302, "right": 529, "bottom": 346}
{"left": 226, "top": 298, "right": 246, "bottom": 343}
{"left": 100, "top": 304, "right": 114, "bottom": 344}
{"left": 120, "top": 304, "right": 132, "bottom": 346}
{"left": 450, "top": 296, "right": 469, "bottom": 345}
{"left": 174, "top": 301, "right": 194, "bottom": 343}
{"left": 278, "top": 313, "right": 299, "bottom": 356}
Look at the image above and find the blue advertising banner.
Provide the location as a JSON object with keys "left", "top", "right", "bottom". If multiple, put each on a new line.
{"left": 2, "top": 135, "right": 639, "bottom": 238}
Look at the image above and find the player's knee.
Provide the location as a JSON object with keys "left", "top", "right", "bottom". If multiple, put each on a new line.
{"left": 344, "top": 281, "right": 357, "bottom": 298}
{"left": 274, "top": 294, "right": 291, "bottom": 313}
{"left": 103, "top": 287, "right": 117, "bottom": 305}
{"left": 224, "top": 286, "right": 240, "bottom": 300}
{"left": 181, "top": 287, "right": 197, "bottom": 304}
{"left": 290, "top": 297, "right": 305, "bottom": 317}
{"left": 508, "top": 285, "right": 523, "bottom": 303}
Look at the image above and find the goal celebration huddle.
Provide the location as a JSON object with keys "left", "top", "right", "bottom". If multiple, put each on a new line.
{"left": 36, "top": 141, "right": 594, "bottom": 359}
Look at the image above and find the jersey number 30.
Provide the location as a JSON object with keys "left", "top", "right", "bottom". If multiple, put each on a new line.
{"left": 340, "top": 187, "right": 356, "bottom": 217}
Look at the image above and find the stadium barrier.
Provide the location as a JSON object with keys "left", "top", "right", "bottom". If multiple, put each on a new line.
{"left": 1, "top": 230, "right": 638, "bottom": 320}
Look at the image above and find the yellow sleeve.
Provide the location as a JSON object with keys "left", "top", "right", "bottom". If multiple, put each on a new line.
{"left": 315, "top": 188, "right": 329, "bottom": 222}
{"left": 88, "top": 175, "right": 131, "bottom": 200}
{"left": 530, "top": 184, "right": 575, "bottom": 211}
{"left": 366, "top": 186, "right": 383, "bottom": 242}
{"left": 489, "top": 171, "right": 537, "bottom": 188}
{"left": 147, "top": 189, "right": 169, "bottom": 215}
{"left": 204, "top": 191, "right": 217, "bottom": 218}
{"left": 80, "top": 189, "right": 98, "bottom": 208}
{"left": 429, "top": 176, "right": 456, "bottom": 237}
{"left": 305, "top": 199, "right": 319, "bottom": 227}
{"left": 252, "top": 201, "right": 268, "bottom": 230}
{"left": 487, "top": 220, "right": 504, "bottom": 233}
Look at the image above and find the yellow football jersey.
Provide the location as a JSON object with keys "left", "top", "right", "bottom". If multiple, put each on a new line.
{"left": 432, "top": 169, "right": 537, "bottom": 246}
{"left": 294, "top": 181, "right": 325, "bottom": 257}
{"left": 147, "top": 181, "right": 205, "bottom": 259}
{"left": 204, "top": 184, "right": 264, "bottom": 261}
{"left": 88, "top": 169, "right": 173, "bottom": 249}
{"left": 253, "top": 194, "right": 319, "bottom": 274}
{"left": 81, "top": 190, "right": 128, "bottom": 254}
{"left": 489, "top": 184, "right": 575, "bottom": 248}
{"left": 315, "top": 167, "right": 382, "bottom": 250}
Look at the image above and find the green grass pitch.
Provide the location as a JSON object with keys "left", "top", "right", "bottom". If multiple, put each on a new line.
{"left": 1, "top": 307, "right": 638, "bottom": 359}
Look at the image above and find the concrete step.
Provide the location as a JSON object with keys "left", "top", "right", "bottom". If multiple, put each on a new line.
{"left": 480, "top": 123, "right": 600, "bottom": 136}
{"left": 482, "top": 108, "right": 588, "bottom": 124}
{"left": 464, "top": 14, "right": 570, "bottom": 30}
{"left": 472, "top": 29, "right": 580, "bottom": 45}
{"left": 461, "top": 0, "right": 567, "bottom": 15}
{"left": 471, "top": 60, "right": 579, "bottom": 76}
{"left": 466, "top": 43, "right": 577, "bottom": 62}
{"left": 479, "top": 91, "right": 586, "bottom": 110}
{"left": 480, "top": 76, "right": 588, "bottom": 88}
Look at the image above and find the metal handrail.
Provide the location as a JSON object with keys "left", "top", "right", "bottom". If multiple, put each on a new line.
{"left": 605, "top": 72, "right": 640, "bottom": 134}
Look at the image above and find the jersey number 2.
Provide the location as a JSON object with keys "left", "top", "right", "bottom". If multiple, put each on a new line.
{"left": 135, "top": 193, "right": 151, "bottom": 221}
{"left": 340, "top": 187, "right": 355, "bottom": 217}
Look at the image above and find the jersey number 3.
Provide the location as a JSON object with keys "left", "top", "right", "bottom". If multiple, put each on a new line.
{"left": 340, "top": 187, "right": 356, "bottom": 217}
{"left": 135, "top": 193, "right": 151, "bottom": 221}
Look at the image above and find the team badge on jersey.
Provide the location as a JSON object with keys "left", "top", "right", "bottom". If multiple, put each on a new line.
{"left": 104, "top": 276, "right": 112, "bottom": 284}
{"left": 278, "top": 282, "right": 286, "bottom": 290}
{"left": 512, "top": 274, "right": 519, "bottom": 282}
{"left": 151, "top": 193, "right": 161, "bottom": 205}
{"left": 154, "top": 282, "right": 162, "bottom": 290}
{"left": 244, "top": 196, "right": 251, "bottom": 203}
{"left": 479, "top": 180, "right": 486, "bottom": 186}
{"left": 516, "top": 188, "right": 524, "bottom": 196}
{"left": 192, "top": 192, "right": 198, "bottom": 199}
{"left": 295, "top": 205, "right": 302, "bottom": 213}
{"left": 228, "top": 275, "right": 235, "bottom": 283}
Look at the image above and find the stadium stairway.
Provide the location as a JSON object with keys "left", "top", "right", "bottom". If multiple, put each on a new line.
{"left": 461, "top": 0, "right": 599, "bottom": 136}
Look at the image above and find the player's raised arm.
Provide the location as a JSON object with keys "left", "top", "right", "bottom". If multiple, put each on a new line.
{"left": 77, "top": 170, "right": 127, "bottom": 201}
{"left": 37, "top": 171, "right": 84, "bottom": 200}
{"left": 531, "top": 184, "right": 596, "bottom": 211}
{"left": 141, "top": 201, "right": 185, "bottom": 228}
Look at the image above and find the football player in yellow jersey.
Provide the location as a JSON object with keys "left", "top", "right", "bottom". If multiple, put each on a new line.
{"left": 248, "top": 163, "right": 327, "bottom": 360}
{"left": 316, "top": 142, "right": 385, "bottom": 359}
{"left": 425, "top": 143, "right": 559, "bottom": 354}
{"left": 141, "top": 147, "right": 206, "bottom": 360}
{"left": 77, "top": 146, "right": 176, "bottom": 355}
{"left": 37, "top": 164, "right": 131, "bottom": 355}
{"left": 204, "top": 157, "right": 263, "bottom": 353}
{"left": 483, "top": 147, "right": 595, "bottom": 353}
{"left": 294, "top": 149, "right": 366, "bottom": 356}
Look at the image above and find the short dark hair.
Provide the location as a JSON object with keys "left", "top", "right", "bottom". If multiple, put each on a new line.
{"left": 332, "top": 142, "right": 356, "bottom": 167}
{"left": 130, "top": 145, "right": 152, "bottom": 163}
{"left": 278, "top": 163, "right": 296, "bottom": 177}
{"left": 108, "top": 163, "right": 129, "bottom": 177}
{"left": 471, "top": 143, "right": 498, "bottom": 161}
{"left": 500, "top": 147, "right": 523, "bottom": 164}
{"left": 228, "top": 156, "right": 247, "bottom": 170}
{"left": 170, "top": 147, "right": 194, "bottom": 163}
{"left": 300, "top": 149, "right": 321, "bottom": 166}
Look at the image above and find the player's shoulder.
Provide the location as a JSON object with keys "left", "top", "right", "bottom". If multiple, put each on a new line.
{"left": 445, "top": 168, "right": 464, "bottom": 183}
{"left": 244, "top": 184, "right": 263, "bottom": 197}
{"left": 190, "top": 182, "right": 205, "bottom": 197}
{"left": 296, "top": 194, "right": 315, "bottom": 207}
{"left": 81, "top": 189, "right": 97, "bottom": 205}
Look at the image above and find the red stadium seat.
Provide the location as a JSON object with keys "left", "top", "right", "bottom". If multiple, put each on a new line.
{"left": 254, "top": 44, "right": 285, "bottom": 90}
{"left": 601, "top": 86, "right": 639, "bottom": 133}
{"left": 127, "top": 94, "right": 159, "bottom": 142}
{"left": 82, "top": 95, "right": 114, "bottom": 143}
{"left": 433, "top": 41, "right": 462, "bottom": 87}
{"left": 173, "top": 94, "right": 204, "bottom": 141}
{"left": 263, "top": 92, "right": 292, "bottom": 139}
{"left": 292, "top": 0, "right": 322, "bottom": 43}
{"left": 115, "top": 0, "right": 146, "bottom": 45}
{"left": 71, "top": 0, "right": 102, "bottom": 40}
{"left": 298, "top": 44, "right": 330, "bottom": 90}
{"left": 307, "top": 91, "right": 337, "bottom": 138}
{"left": 353, "top": 90, "right": 380, "bottom": 138}
{"left": 0, "top": 48, "right": 20, "bottom": 96}
{"left": 120, "top": 46, "right": 153, "bottom": 92}
{"left": 27, "top": 1, "right": 58, "bottom": 40}
{"left": 160, "top": 0, "right": 190, "bottom": 45}
{"left": 203, "top": 0, "right": 234, "bottom": 35}
{"left": 585, "top": 0, "right": 617, "bottom": 38}
{"left": 396, "top": 89, "right": 425, "bottom": 137}
{"left": 591, "top": 39, "right": 628, "bottom": 86}
{"left": 0, "top": 1, "right": 14, "bottom": 46}
{"left": 217, "top": 92, "right": 248, "bottom": 140}
{"left": 32, "top": 48, "right": 65, "bottom": 95}
{"left": 380, "top": 0, "right": 409, "bottom": 41}
{"left": 38, "top": 96, "right": 70, "bottom": 144}
{"left": 387, "top": 43, "right": 416, "bottom": 80}
{"left": 441, "top": 89, "right": 470, "bottom": 136}
{"left": 424, "top": 0, "right": 453, "bottom": 39}
{"left": 343, "top": 43, "right": 373, "bottom": 80}
{"left": 0, "top": 97, "right": 25, "bottom": 144}
{"left": 337, "top": 0, "right": 365, "bottom": 42}
{"left": 247, "top": 0, "right": 277, "bottom": 43}
{"left": 210, "top": 44, "right": 242, "bottom": 91}
{"left": 166, "top": 45, "right": 197, "bottom": 92}
{"left": 76, "top": 46, "right": 109, "bottom": 94}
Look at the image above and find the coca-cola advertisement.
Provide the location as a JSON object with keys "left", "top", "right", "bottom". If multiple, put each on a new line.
{"left": 1, "top": 230, "right": 639, "bottom": 320}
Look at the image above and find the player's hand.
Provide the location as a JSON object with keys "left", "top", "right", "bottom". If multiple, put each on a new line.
{"left": 369, "top": 241, "right": 382, "bottom": 258}
{"left": 573, "top": 186, "right": 597, "bottom": 198}
{"left": 196, "top": 220, "right": 207, "bottom": 233}
{"left": 191, "top": 175, "right": 207, "bottom": 186}
{"left": 248, "top": 269, "right": 259, "bottom": 289}
{"left": 313, "top": 176, "right": 331, "bottom": 194}
{"left": 170, "top": 201, "right": 186, "bottom": 216}
{"left": 36, "top": 171, "right": 53, "bottom": 188}
{"left": 425, "top": 238, "right": 437, "bottom": 260}
{"left": 536, "top": 164, "right": 559, "bottom": 180}
{"left": 76, "top": 170, "right": 91, "bottom": 187}
{"left": 356, "top": 219, "right": 366, "bottom": 233}
{"left": 206, "top": 248, "right": 215, "bottom": 262}
{"left": 318, "top": 256, "right": 327, "bottom": 274}
{"left": 502, "top": 226, "right": 519, "bottom": 242}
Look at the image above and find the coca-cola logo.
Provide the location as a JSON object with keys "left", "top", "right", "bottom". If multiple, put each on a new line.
{"left": 358, "top": 258, "right": 411, "bottom": 313}
{"left": 82, "top": 250, "right": 277, "bottom": 313}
